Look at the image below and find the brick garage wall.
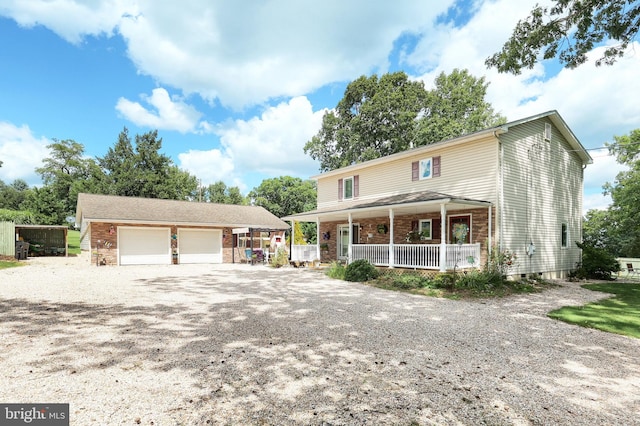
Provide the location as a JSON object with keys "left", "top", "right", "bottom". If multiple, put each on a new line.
{"left": 318, "top": 207, "right": 495, "bottom": 265}
{"left": 90, "top": 222, "right": 233, "bottom": 265}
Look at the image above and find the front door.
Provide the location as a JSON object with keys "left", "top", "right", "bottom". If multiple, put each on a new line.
{"left": 448, "top": 215, "right": 471, "bottom": 244}
{"left": 338, "top": 224, "right": 359, "bottom": 259}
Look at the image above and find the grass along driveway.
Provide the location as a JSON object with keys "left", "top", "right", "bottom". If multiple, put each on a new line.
{"left": 548, "top": 282, "right": 640, "bottom": 338}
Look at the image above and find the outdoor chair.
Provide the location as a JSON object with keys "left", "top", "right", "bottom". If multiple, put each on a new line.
{"left": 626, "top": 263, "right": 640, "bottom": 280}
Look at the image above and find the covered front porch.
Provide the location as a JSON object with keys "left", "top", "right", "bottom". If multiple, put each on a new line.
{"left": 285, "top": 191, "right": 493, "bottom": 272}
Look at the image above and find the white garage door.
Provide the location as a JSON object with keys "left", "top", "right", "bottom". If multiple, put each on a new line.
{"left": 178, "top": 229, "right": 222, "bottom": 264}
{"left": 118, "top": 227, "right": 171, "bottom": 265}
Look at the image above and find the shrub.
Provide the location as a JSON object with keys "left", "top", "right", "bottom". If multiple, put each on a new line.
{"left": 573, "top": 241, "right": 621, "bottom": 280}
{"left": 391, "top": 273, "right": 429, "bottom": 289}
{"left": 455, "top": 269, "right": 501, "bottom": 291}
{"left": 344, "top": 259, "right": 379, "bottom": 282}
{"left": 269, "top": 248, "right": 289, "bottom": 268}
{"left": 432, "top": 273, "right": 455, "bottom": 289}
{"left": 326, "top": 261, "right": 346, "bottom": 280}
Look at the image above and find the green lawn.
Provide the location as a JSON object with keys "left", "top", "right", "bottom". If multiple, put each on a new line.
{"left": 68, "top": 229, "right": 81, "bottom": 255}
{"left": 0, "top": 259, "right": 23, "bottom": 270}
{"left": 548, "top": 282, "right": 640, "bottom": 338}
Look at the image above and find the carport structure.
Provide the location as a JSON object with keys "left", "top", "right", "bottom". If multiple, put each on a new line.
{"left": 75, "top": 193, "right": 289, "bottom": 266}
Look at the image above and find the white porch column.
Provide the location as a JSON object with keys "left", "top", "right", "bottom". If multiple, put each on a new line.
{"left": 439, "top": 203, "right": 447, "bottom": 272}
{"left": 388, "top": 208, "right": 395, "bottom": 268}
{"left": 316, "top": 219, "right": 321, "bottom": 261}
{"left": 348, "top": 213, "right": 353, "bottom": 263}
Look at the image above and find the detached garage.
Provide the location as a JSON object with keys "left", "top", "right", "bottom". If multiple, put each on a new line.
{"left": 75, "top": 193, "right": 289, "bottom": 266}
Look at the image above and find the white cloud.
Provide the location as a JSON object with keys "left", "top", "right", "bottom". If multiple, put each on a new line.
{"left": 0, "top": 1, "right": 455, "bottom": 108}
{"left": 0, "top": 0, "right": 133, "bottom": 43}
{"left": 178, "top": 148, "right": 235, "bottom": 188}
{"left": 115, "top": 88, "right": 207, "bottom": 133}
{"left": 178, "top": 96, "right": 325, "bottom": 189}
{"left": 0, "top": 122, "right": 49, "bottom": 186}
{"left": 581, "top": 149, "right": 627, "bottom": 213}
{"left": 583, "top": 192, "right": 612, "bottom": 214}
{"left": 584, "top": 149, "right": 626, "bottom": 190}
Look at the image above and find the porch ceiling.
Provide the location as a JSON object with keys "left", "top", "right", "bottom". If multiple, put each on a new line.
{"left": 283, "top": 190, "right": 492, "bottom": 222}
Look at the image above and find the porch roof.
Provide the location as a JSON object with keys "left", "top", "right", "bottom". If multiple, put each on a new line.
{"left": 283, "top": 190, "right": 492, "bottom": 222}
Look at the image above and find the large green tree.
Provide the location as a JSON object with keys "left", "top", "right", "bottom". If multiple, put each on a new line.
{"left": 417, "top": 69, "right": 506, "bottom": 143}
{"left": 249, "top": 176, "right": 316, "bottom": 218}
{"left": 486, "top": 0, "right": 640, "bottom": 74}
{"left": 35, "top": 139, "right": 101, "bottom": 223}
{"left": 304, "top": 70, "right": 504, "bottom": 172}
{"left": 98, "top": 128, "right": 198, "bottom": 200}
{"left": 602, "top": 129, "right": 640, "bottom": 256}
{"left": 304, "top": 71, "right": 427, "bottom": 172}
{"left": 204, "top": 181, "right": 247, "bottom": 204}
{"left": 582, "top": 209, "right": 621, "bottom": 254}
{"left": 248, "top": 176, "right": 317, "bottom": 242}
{"left": 0, "top": 179, "right": 30, "bottom": 211}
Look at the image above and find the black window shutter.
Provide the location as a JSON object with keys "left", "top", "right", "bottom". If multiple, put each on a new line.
{"left": 433, "top": 156, "right": 441, "bottom": 177}
{"left": 411, "top": 220, "right": 419, "bottom": 231}
{"left": 412, "top": 161, "right": 419, "bottom": 181}
{"left": 433, "top": 219, "right": 441, "bottom": 239}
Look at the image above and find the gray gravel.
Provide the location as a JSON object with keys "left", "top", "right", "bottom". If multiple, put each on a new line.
{"left": 1, "top": 256, "right": 639, "bottom": 425}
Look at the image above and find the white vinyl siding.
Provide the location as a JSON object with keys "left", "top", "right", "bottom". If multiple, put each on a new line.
{"left": 317, "top": 135, "right": 499, "bottom": 209}
{"left": 500, "top": 119, "right": 583, "bottom": 277}
{"left": 118, "top": 227, "right": 171, "bottom": 265}
{"left": 178, "top": 228, "right": 222, "bottom": 264}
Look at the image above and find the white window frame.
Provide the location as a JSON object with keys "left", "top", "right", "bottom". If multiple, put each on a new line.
{"left": 343, "top": 176, "right": 354, "bottom": 200}
{"left": 419, "top": 219, "right": 432, "bottom": 240}
{"left": 561, "top": 222, "right": 568, "bottom": 249}
{"left": 419, "top": 157, "right": 433, "bottom": 180}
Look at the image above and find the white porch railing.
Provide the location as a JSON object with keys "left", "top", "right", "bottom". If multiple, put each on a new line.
{"left": 292, "top": 242, "right": 481, "bottom": 270}
{"left": 352, "top": 244, "right": 389, "bottom": 266}
{"left": 352, "top": 243, "right": 481, "bottom": 270}
{"left": 445, "top": 244, "right": 481, "bottom": 269}
{"left": 291, "top": 245, "right": 317, "bottom": 262}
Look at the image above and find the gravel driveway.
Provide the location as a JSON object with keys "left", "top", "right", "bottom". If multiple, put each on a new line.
{"left": 1, "top": 256, "right": 639, "bottom": 425}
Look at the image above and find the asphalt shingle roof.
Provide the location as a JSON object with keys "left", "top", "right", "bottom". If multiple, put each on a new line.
{"left": 76, "top": 193, "right": 290, "bottom": 230}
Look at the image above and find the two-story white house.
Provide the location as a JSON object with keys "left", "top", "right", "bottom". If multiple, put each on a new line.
{"left": 284, "top": 111, "right": 592, "bottom": 279}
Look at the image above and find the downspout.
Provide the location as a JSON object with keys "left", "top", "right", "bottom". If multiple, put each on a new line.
{"left": 497, "top": 131, "right": 505, "bottom": 254}
{"left": 388, "top": 208, "right": 395, "bottom": 268}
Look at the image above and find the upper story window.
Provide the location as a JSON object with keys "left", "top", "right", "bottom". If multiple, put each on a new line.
{"left": 344, "top": 177, "right": 354, "bottom": 199}
{"left": 338, "top": 175, "right": 359, "bottom": 200}
{"left": 412, "top": 156, "right": 441, "bottom": 181}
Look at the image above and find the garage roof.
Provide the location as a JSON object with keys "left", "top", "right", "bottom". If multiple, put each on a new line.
{"left": 76, "top": 193, "right": 290, "bottom": 230}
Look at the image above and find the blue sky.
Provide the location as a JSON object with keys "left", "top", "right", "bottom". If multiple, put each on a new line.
{"left": 1, "top": 0, "right": 638, "bottom": 213}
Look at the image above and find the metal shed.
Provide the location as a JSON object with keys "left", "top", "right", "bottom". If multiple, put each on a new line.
{"left": 15, "top": 225, "right": 69, "bottom": 257}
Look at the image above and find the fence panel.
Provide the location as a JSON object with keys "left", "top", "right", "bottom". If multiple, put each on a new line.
{"left": 291, "top": 245, "right": 317, "bottom": 262}
{"left": 0, "top": 221, "right": 16, "bottom": 256}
